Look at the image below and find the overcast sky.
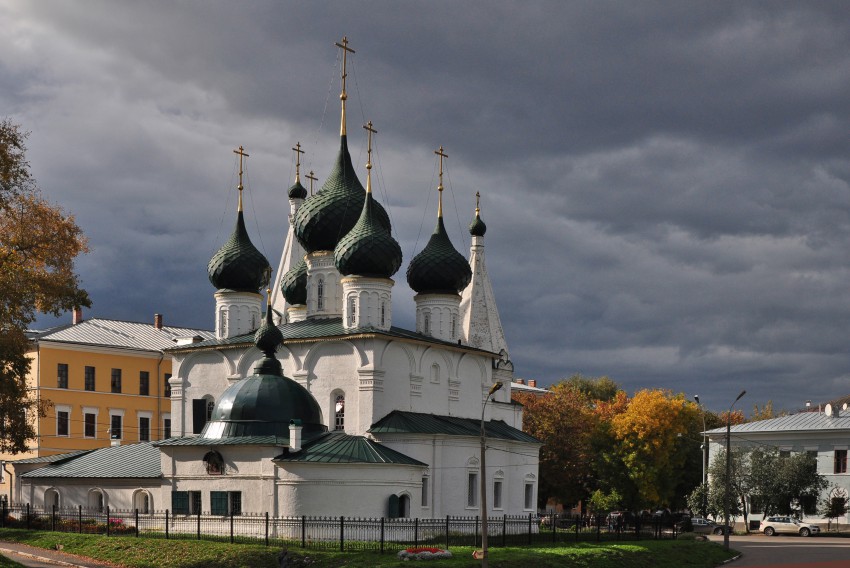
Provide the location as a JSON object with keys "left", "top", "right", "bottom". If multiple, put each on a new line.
{"left": 5, "top": 1, "right": 850, "bottom": 413}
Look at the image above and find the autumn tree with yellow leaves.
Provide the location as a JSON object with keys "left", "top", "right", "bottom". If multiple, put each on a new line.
{"left": 0, "top": 119, "right": 89, "bottom": 453}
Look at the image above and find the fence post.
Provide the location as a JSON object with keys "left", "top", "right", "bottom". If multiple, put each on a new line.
{"left": 380, "top": 517, "right": 385, "bottom": 554}
{"left": 301, "top": 515, "right": 306, "bottom": 548}
{"left": 135, "top": 508, "right": 139, "bottom": 537}
{"left": 551, "top": 512, "right": 556, "bottom": 542}
{"left": 413, "top": 517, "right": 418, "bottom": 549}
{"left": 265, "top": 512, "right": 269, "bottom": 547}
{"left": 596, "top": 514, "right": 601, "bottom": 541}
{"left": 502, "top": 514, "right": 507, "bottom": 547}
{"left": 528, "top": 513, "right": 532, "bottom": 545}
{"left": 445, "top": 515, "right": 450, "bottom": 550}
{"left": 230, "top": 511, "right": 234, "bottom": 544}
{"left": 196, "top": 509, "right": 201, "bottom": 540}
{"left": 165, "top": 510, "right": 169, "bottom": 540}
{"left": 339, "top": 515, "right": 345, "bottom": 552}
{"left": 51, "top": 504, "right": 56, "bottom": 532}
{"left": 106, "top": 506, "right": 110, "bottom": 537}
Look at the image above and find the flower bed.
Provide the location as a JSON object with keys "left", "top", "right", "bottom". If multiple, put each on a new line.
{"left": 397, "top": 546, "right": 453, "bottom": 560}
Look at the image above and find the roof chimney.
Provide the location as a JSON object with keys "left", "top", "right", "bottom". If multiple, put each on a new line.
{"left": 289, "top": 419, "right": 303, "bottom": 453}
{"left": 529, "top": 379, "right": 537, "bottom": 388}
{"left": 516, "top": 379, "right": 525, "bottom": 385}
{"left": 154, "top": 313, "right": 163, "bottom": 330}
{"left": 806, "top": 400, "right": 812, "bottom": 408}
{"left": 72, "top": 307, "right": 83, "bottom": 325}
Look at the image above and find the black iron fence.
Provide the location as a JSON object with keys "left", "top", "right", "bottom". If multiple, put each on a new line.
{"left": 0, "top": 504, "right": 677, "bottom": 553}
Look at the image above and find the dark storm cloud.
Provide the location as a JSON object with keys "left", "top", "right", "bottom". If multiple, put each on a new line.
{"left": 6, "top": 1, "right": 850, "bottom": 412}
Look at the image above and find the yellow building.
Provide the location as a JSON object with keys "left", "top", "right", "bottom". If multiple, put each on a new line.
{"left": 0, "top": 310, "right": 212, "bottom": 505}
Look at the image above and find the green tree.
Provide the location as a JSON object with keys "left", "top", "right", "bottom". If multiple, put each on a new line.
{"left": 0, "top": 119, "right": 90, "bottom": 453}
{"left": 819, "top": 488, "right": 848, "bottom": 532}
{"left": 514, "top": 382, "right": 599, "bottom": 508}
{"left": 563, "top": 374, "right": 620, "bottom": 402}
{"left": 707, "top": 447, "right": 748, "bottom": 528}
{"left": 748, "top": 449, "right": 826, "bottom": 518}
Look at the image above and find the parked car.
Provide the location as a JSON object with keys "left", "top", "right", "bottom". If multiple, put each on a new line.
{"left": 759, "top": 516, "right": 820, "bottom": 537}
{"left": 686, "top": 517, "right": 729, "bottom": 535}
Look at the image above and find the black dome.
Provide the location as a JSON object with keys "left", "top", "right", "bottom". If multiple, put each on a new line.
{"left": 334, "top": 192, "right": 402, "bottom": 278}
{"left": 288, "top": 180, "right": 308, "bottom": 200}
{"left": 293, "top": 136, "right": 390, "bottom": 253}
{"left": 280, "top": 258, "right": 307, "bottom": 305}
{"left": 207, "top": 210, "right": 271, "bottom": 292}
{"left": 406, "top": 217, "right": 471, "bottom": 295}
{"left": 469, "top": 210, "right": 487, "bottom": 237}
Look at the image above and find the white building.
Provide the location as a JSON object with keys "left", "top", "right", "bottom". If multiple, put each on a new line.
{"left": 13, "top": 41, "right": 540, "bottom": 520}
{"left": 706, "top": 404, "right": 850, "bottom": 526}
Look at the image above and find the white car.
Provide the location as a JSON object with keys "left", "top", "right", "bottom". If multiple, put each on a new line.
{"left": 759, "top": 516, "right": 820, "bottom": 537}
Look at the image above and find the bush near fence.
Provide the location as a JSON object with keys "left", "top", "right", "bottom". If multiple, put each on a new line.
{"left": 0, "top": 504, "right": 677, "bottom": 553}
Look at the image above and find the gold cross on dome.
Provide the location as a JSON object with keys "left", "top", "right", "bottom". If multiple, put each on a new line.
{"left": 363, "top": 121, "right": 377, "bottom": 193}
{"left": 233, "top": 145, "right": 249, "bottom": 210}
{"left": 335, "top": 36, "right": 356, "bottom": 135}
{"left": 306, "top": 170, "right": 318, "bottom": 195}
{"left": 434, "top": 145, "right": 448, "bottom": 217}
{"left": 292, "top": 142, "right": 304, "bottom": 181}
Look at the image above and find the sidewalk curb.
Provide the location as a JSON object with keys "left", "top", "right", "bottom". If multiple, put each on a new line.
{"left": 0, "top": 546, "right": 91, "bottom": 567}
{"left": 719, "top": 552, "right": 743, "bottom": 565}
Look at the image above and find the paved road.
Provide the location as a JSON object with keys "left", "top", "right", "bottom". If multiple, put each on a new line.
{"left": 708, "top": 534, "right": 850, "bottom": 567}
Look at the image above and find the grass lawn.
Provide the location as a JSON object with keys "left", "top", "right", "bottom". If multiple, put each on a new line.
{"left": 0, "top": 529, "right": 737, "bottom": 567}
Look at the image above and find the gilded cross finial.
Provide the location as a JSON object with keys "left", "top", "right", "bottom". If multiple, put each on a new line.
{"left": 233, "top": 145, "right": 250, "bottom": 212}
{"left": 292, "top": 142, "right": 305, "bottom": 183}
{"left": 335, "top": 36, "right": 355, "bottom": 136}
{"left": 435, "top": 145, "right": 448, "bottom": 218}
{"left": 364, "top": 121, "right": 377, "bottom": 194}
{"left": 306, "top": 170, "right": 318, "bottom": 196}
{"left": 476, "top": 191, "right": 481, "bottom": 214}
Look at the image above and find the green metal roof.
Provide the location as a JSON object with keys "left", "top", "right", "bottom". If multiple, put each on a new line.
{"left": 274, "top": 432, "right": 425, "bottom": 465}
{"left": 288, "top": 179, "right": 308, "bottom": 200}
{"left": 167, "top": 317, "right": 496, "bottom": 355}
{"left": 10, "top": 449, "right": 93, "bottom": 465}
{"left": 20, "top": 443, "right": 161, "bottom": 479}
{"left": 469, "top": 210, "right": 486, "bottom": 237}
{"left": 369, "top": 411, "right": 540, "bottom": 443}
{"left": 155, "top": 435, "right": 294, "bottom": 447}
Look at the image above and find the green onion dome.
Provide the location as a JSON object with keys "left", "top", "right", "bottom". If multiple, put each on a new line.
{"left": 280, "top": 258, "right": 307, "bottom": 305}
{"left": 288, "top": 179, "right": 308, "bottom": 200}
{"left": 202, "top": 305, "right": 326, "bottom": 440}
{"left": 293, "top": 136, "right": 390, "bottom": 253}
{"left": 406, "top": 217, "right": 472, "bottom": 295}
{"left": 469, "top": 210, "right": 487, "bottom": 237}
{"left": 334, "top": 192, "right": 402, "bottom": 278}
{"left": 208, "top": 210, "right": 271, "bottom": 292}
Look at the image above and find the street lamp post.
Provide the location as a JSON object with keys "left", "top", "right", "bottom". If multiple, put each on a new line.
{"left": 724, "top": 390, "right": 746, "bottom": 550}
{"left": 479, "top": 381, "right": 503, "bottom": 567}
{"left": 694, "top": 395, "right": 707, "bottom": 517}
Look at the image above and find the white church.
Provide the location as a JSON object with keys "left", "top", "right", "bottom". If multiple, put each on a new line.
{"left": 13, "top": 39, "right": 540, "bottom": 520}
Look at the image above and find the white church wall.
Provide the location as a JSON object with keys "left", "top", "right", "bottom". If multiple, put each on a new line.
{"left": 276, "top": 463, "right": 425, "bottom": 518}
{"left": 304, "top": 341, "right": 362, "bottom": 433}
{"left": 21, "top": 478, "right": 160, "bottom": 512}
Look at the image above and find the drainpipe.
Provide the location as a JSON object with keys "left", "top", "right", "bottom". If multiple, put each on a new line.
{"left": 1, "top": 461, "right": 13, "bottom": 507}
{"left": 156, "top": 351, "right": 164, "bottom": 439}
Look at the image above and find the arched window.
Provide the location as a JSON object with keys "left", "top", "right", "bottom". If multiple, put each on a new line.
{"left": 44, "top": 489, "right": 60, "bottom": 510}
{"left": 334, "top": 394, "right": 345, "bottom": 431}
{"left": 348, "top": 296, "right": 356, "bottom": 327}
{"left": 134, "top": 490, "right": 152, "bottom": 514}
{"left": 219, "top": 309, "right": 227, "bottom": 337}
{"left": 423, "top": 313, "right": 430, "bottom": 335}
{"left": 380, "top": 302, "right": 386, "bottom": 327}
{"left": 431, "top": 363, "right": 440, "bottom": 384}
{"left": 399, "top": 494, "right": 411, "bottom": 518}
{"left": 203, "top": 450, "right": 225, "bottom": 475}
{"left": 88, "top": 489, "right": 106, "bottom": 513}
{"left": 451, "top": 314, "right": 457, "bottom": 339}
{"left": 317, "top": 278, "right": 325, "bottom": 311}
